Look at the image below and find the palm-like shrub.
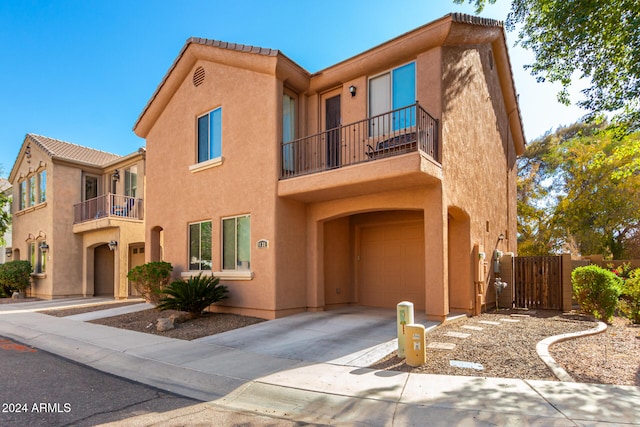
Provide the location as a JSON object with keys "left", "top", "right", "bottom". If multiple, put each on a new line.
{"left": 156, "top": 274, "right": 229, "bottom": 317}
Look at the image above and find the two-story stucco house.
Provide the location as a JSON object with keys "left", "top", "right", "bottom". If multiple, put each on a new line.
{"left": 134, "top": 14, "right": 525, "bottom": 321}
{"left": 8, "top": 134, "right": 146, "bottom": 299}
{"left": 0, "top": 178, "right": 11, "bottom": 265}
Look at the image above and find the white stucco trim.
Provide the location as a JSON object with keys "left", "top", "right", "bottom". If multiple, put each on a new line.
{"left": 181, "top": 270, "right": 254, "bottom": 281}
{"left": 188, "top": 156, "right": 224, "bottom": 173}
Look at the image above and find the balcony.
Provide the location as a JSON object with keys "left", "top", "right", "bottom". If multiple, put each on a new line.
{"left": 73, "top": 193, "right": 143, "bottom": 224}
{"left": 278, "top": 103, "right": 441, "bottom": 202}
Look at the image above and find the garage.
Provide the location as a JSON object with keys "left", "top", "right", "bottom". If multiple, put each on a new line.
{"left": 358, "top": 219, "right": 425, "bottom": 309}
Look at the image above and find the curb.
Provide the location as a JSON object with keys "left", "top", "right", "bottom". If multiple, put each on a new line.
{"left": 536, "top": 321, "right": 608, "bottom": 382}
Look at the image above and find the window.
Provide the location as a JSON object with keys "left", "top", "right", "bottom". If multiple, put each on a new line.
{"left": 197, "top": 107, "right": 222, "bottom": 163}
{"left": 28, "top": 176, "right": 36, "bottom": 207}
{"left": 125, "top": 166, "right": 137, "bottom": 197}
{"left": 369, "top": 62, "right": 416, "bottom": 135}
{"left": 19, "top": 180, "right": 27, "bottom": 210}
{"left": 222, "top": 215, "right": 250, "bottom": 271}
{"left": 28, "top": 241, "right": 46, "bottom": 273}
{"left": 189, "top": 221, "right": 212, "bottom": 270}
{"left": 38, "top": 241, "right": 46, "bottom": 273}
{"left": 38, "top": 170, "right": 46, "bottom": 203}
{"left": 282, "top": 93, "right": 296, "bottom": 172}
{"left": 29, "top": 242, "right": 36, "bottom": 270}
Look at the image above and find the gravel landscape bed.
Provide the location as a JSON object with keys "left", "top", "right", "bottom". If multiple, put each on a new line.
{"left": 370, "top": 310, "right": 639, "bottom": 386}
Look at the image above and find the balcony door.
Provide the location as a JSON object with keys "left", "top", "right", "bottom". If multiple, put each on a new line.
{"left": 82, "top": 174, "right": 101, "bottom": 220}
{"left": 325, "top": 94, "right": 341, "bottom": 169}
{"left": 369, "top": 62, "right": 416, "bottom": 135}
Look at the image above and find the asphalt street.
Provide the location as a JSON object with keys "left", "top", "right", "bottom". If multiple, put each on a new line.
{"left": 0, "top": 336, "right": 305, "bottom": 426}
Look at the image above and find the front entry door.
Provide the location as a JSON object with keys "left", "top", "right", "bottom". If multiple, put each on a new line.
{"left": 325, "top": 95, "right": 341, "bottom": 169}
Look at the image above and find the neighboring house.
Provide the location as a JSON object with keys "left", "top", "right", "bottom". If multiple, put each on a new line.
{"left": 134, "top": 13, "right": 525, "bottom": 321}
{"left": 8, "top": 134, "right": 146, "bottom": 299}
{"left": 0, "top": 178, "right": 11, "bottom": 264}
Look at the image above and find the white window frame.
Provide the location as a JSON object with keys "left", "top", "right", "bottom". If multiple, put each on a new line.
{"left": 188, "top": 220, "right": 212, "bottom": 271}
{"left": 220, "top": 214, "right": 251, "bottom": 272}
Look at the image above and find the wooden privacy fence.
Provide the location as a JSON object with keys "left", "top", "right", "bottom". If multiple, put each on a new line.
{"left": 513, "top": 256, "right": 563, "bottom": 310}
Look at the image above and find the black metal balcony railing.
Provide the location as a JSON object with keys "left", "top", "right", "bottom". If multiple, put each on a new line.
{"left": 281, "top": 102, "right": 439, "bottom": 179}
{"left": 73, "top": 193, "right": 143, "bottom": 224}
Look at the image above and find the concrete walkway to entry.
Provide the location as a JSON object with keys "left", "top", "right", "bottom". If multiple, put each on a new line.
{"left": 1, "top": 298, "right": 639, "bottom": 426}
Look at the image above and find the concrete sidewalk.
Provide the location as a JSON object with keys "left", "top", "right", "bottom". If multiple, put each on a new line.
{"left": 1, "top": 299, "right": 638, "bottom": 426}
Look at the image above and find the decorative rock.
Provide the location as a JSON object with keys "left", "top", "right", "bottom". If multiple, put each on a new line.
{"left": 156, "top": 317, "right": 175, "bottom": 332}
{"left": 170, "top": 312, "right": 190, "bottom": 324}
{"left": 11, "top": 291, "right": 23, "bottom": 299}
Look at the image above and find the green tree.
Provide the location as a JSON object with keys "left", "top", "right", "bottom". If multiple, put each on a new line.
{"left": 455, "top": 0, "right": 640, "bottom": 115}
{"left": 517, "top": 119, "right": 640, "bottom": 258}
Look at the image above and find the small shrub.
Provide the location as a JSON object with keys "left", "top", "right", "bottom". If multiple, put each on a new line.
{"left": 156, "top": 274, "right": 229, "bottom": 317}
{"left": 127, "top": 261, "right": 173, "bottom": 305}
{"left": 0, "top": 260, "right": 33, "bottom": 295}
{"left": 620, "top": 268, "right": 640, "bottom": 324}
{"left": 572, "top": 265, "right": 622, "bottom": 323}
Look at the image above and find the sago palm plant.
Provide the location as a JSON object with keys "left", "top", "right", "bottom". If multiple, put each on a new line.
{"left": 157, "top": 274, "right": 229, "bottom": 317}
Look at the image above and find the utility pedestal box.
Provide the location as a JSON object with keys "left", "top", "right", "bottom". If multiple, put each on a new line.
{"left": 396, "top": 301, "right": 414, "bottom": 358}
{"left": 405, "top": 324, "right": 426, "bottom": 367}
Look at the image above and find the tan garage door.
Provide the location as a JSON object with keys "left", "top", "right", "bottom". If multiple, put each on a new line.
{"left": 359, "top": 221, "right": 425, "bottom": 309}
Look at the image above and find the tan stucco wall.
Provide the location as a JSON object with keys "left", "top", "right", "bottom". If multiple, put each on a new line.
{"left": 440, "top": 44, "right": 518, "bottom": 306}
{"left": 11, "top": 147, "right": 85, "bottom": 298}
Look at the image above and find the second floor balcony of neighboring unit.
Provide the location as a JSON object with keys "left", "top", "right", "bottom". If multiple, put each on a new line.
{"left": 72, "top": 193, "right": 143, "bottom": 233}
{"left": 278, "top": 103, "right": 442, "bottom": 202}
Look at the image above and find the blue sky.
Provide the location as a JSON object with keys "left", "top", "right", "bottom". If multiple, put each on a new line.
{"left": 0, "top": 0, "right": 587, "bottom": 177}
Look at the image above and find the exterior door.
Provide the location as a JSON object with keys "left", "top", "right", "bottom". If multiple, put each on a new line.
{"left": 325, "top": 95, "right": 341, "bottom": 168}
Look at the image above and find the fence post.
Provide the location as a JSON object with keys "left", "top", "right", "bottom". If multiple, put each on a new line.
{"left": 560, "top": 253, "right": 573, "bottom": 312}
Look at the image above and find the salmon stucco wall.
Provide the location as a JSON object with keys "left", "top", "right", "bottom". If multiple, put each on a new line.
{"left": 144, "top": 52, "right": 293, "bottom": 318}
{"left": 441, "top": 44, "right": 518, "bottom": 306}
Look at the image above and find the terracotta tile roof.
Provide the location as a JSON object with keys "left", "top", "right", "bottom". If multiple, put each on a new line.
{"left": 26, "top": 134, "right": 121, "bottom": 166}
{"left": 187, "top": 37, "right": 280, "bottom": 57}
{"left": 450, "top": 12, "right": 503, "bottom": 27}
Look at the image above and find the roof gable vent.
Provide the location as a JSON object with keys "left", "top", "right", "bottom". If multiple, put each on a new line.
{"left": 193, "top": 66, "right": 205, "bottom": 87}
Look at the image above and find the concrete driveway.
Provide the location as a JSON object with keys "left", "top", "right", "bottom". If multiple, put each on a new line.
{"left": 195, "top": 305, "right": 438, "bottom": 367}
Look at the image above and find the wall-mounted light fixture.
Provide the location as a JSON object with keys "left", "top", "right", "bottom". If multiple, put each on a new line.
{"left": 498, "top": 233, "right": 505, "bottom": 241}
{"left": 39, "top": 242, "right": 49, "bottom": 253}
{"left": 349, "top": 85, "right": 356, "bottom": 97}
{"left": 108, "top": 240, "right": 118, "bottom": 251}
{"left": 5, "top": 248, "right": 12, "bottom": 258}
{"left": 112, "top": 169, "right": 120, "bottom": 182}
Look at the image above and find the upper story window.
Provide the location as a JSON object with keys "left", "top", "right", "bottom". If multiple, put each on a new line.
{"left": 18, "top": 169, "right": 47, "bottom": 211}
{"left": 197, "top": 107, "right": 222, "bottom": 163}
{"left": 38, "top": 170, "right": 46, "bottom": 203}
{"left": 222, "top": 214, "right": 250, "bottom": 271}
{"left": 125, "top": 166, "right": 138, "bottom": 197}
{"left": 19, "top": 181, "right": 27, "bottom": 210}
{"left": 29, "top": 176, "right": 36, "bottom": 206}
{"left": 369, "top": 62, "right": 416, "bottom": 135}
{"left": 189, "top": 220, "right": 212, "bottom": 271}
